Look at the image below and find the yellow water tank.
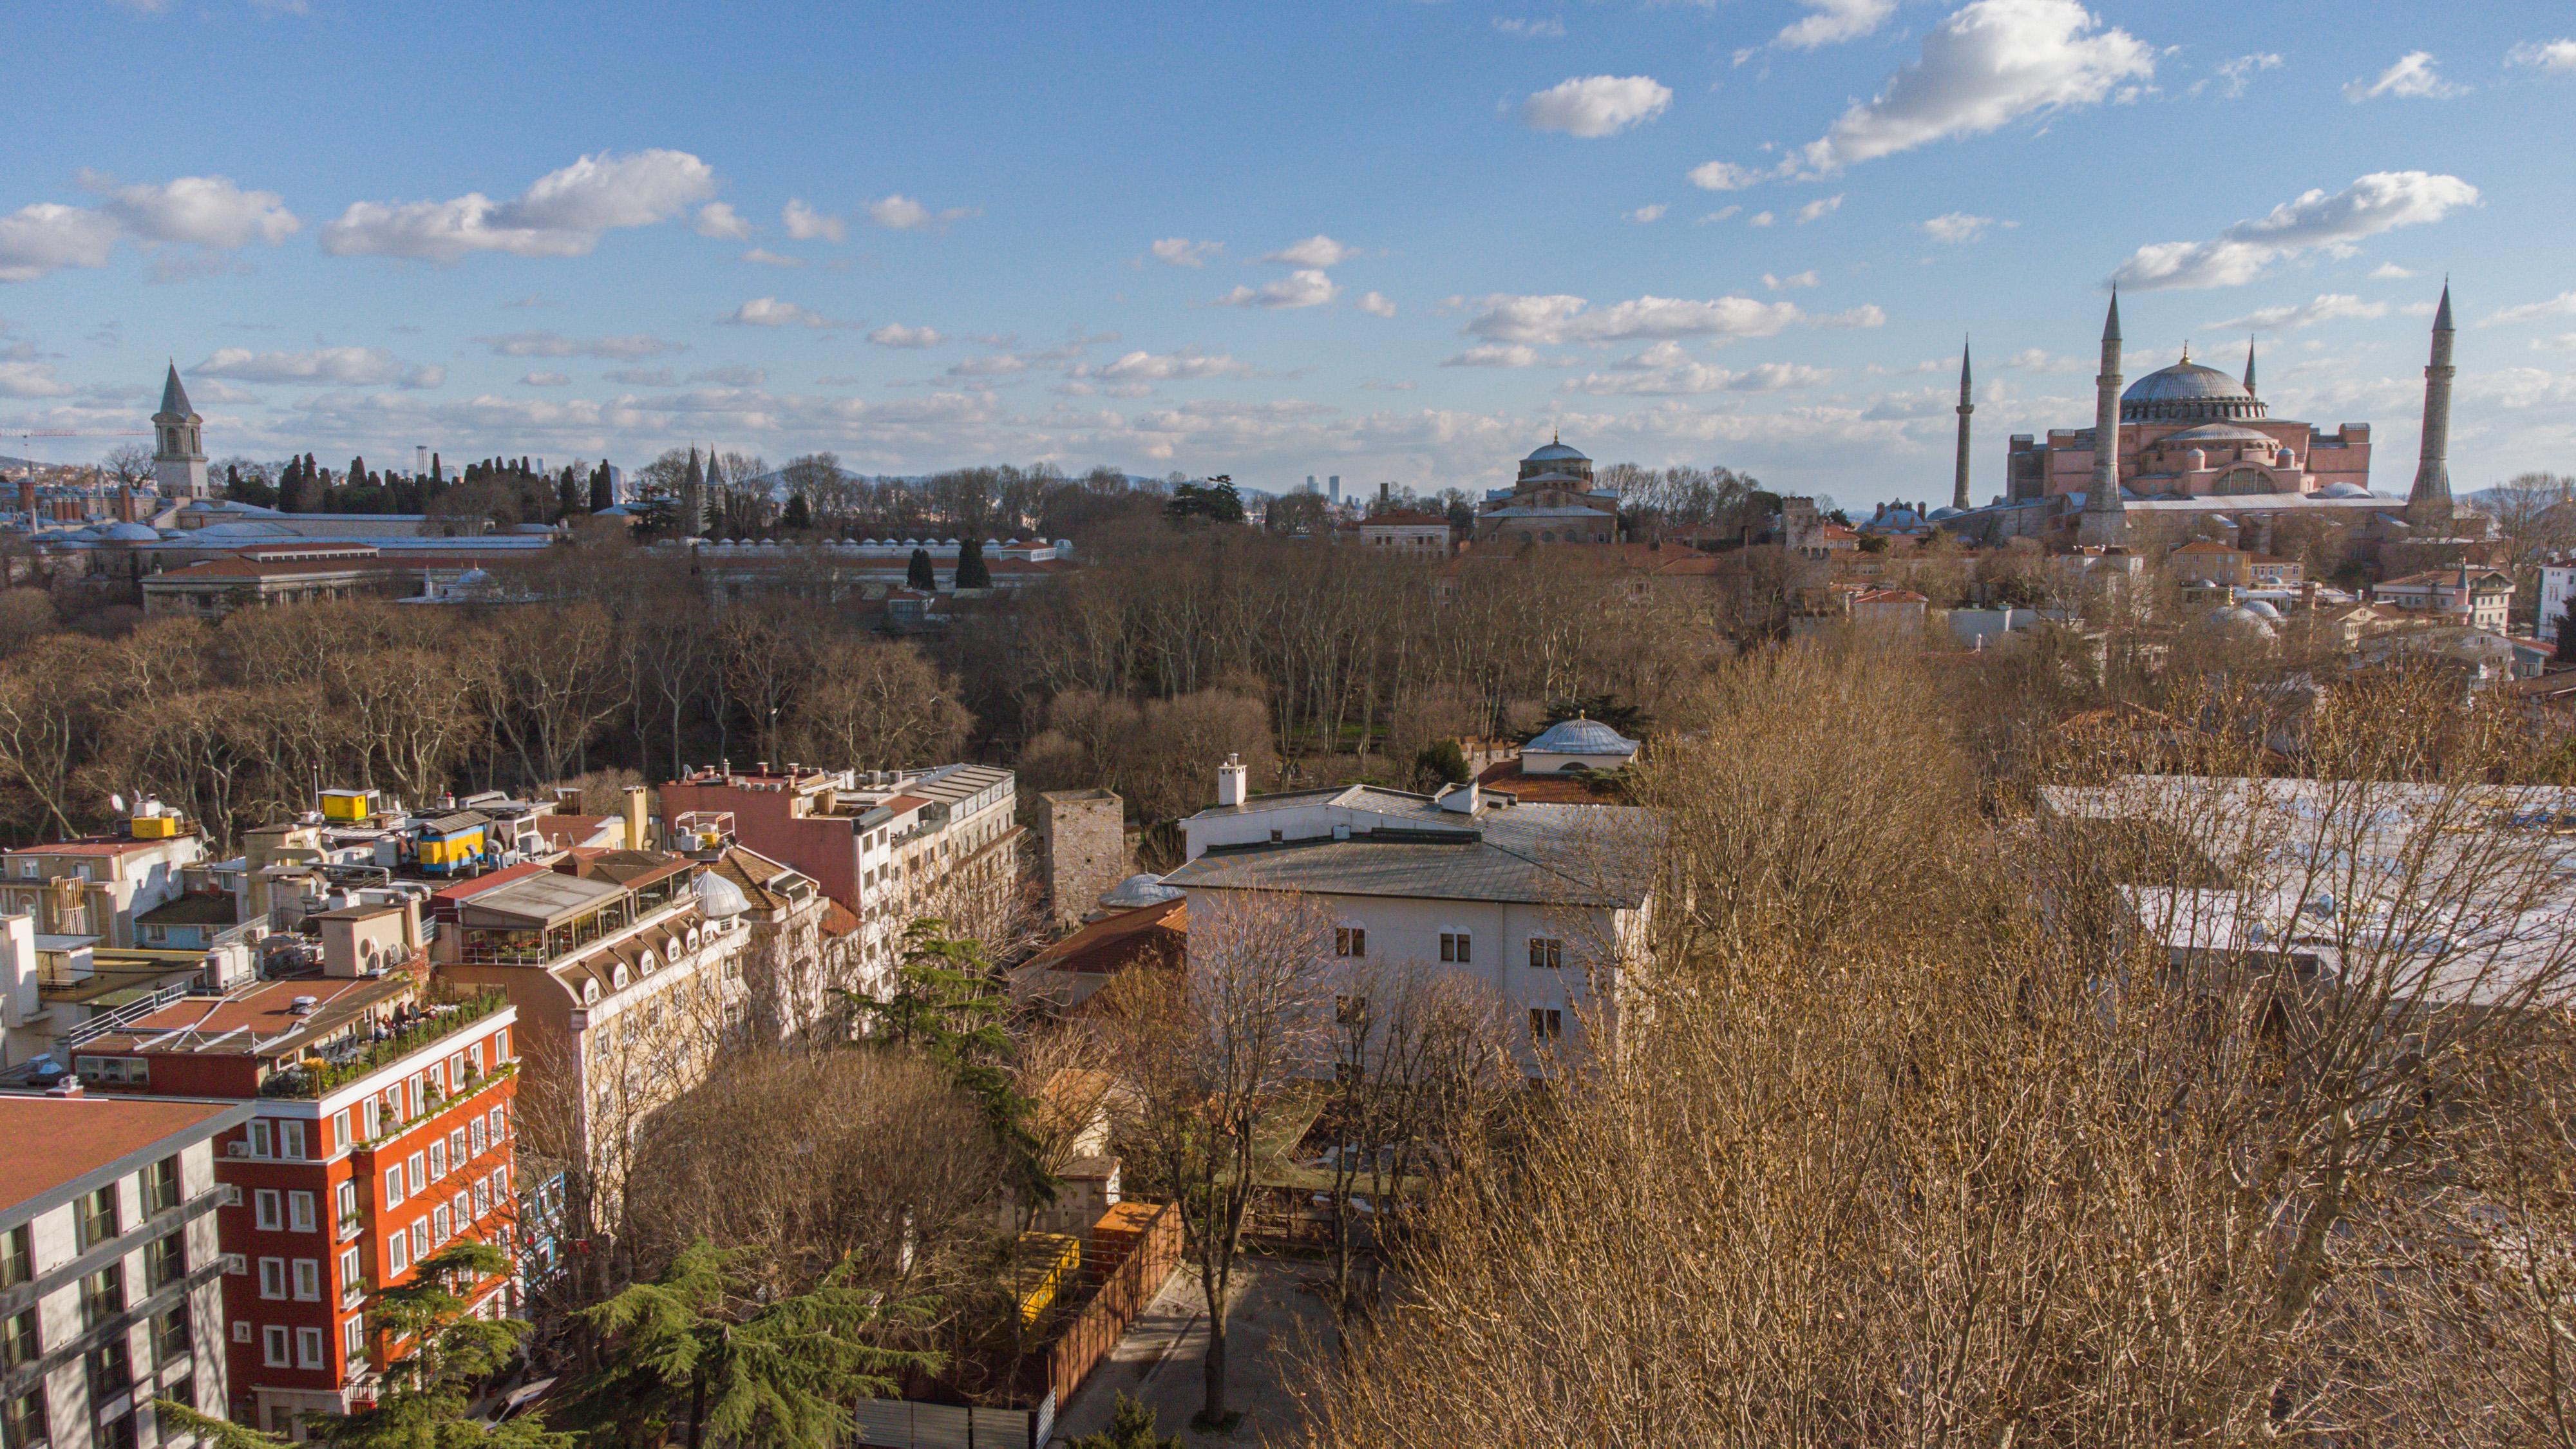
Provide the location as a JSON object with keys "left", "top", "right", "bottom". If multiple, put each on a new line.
{"left": 321, "top": 790, "right": 375, "bottom": 822}
{"left": 130, "top": 815, "right": 182, "bottom": 840}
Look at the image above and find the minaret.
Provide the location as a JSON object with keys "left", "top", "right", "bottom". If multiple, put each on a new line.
{"left": 150, "top": 361, "right": 208, "bottom": 499}
{"left": 2078, "top": 292, "right": 2128, "bottom": 545}
{"left": 1951, "top": 340, "right": 1974, "bottom": 511}
{"left": 2242, "top": 335, "right": 2258, "bottom": 398}
{"left": 2406, "top": 282, "right": 2456, "bottom": 535}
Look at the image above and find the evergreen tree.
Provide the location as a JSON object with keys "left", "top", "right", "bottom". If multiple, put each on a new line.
{"left": 954, "top": 534, "right": 990, "bottom": 589}
{"left": 1070, "top": 1394, "right": 1184, "bottom": 1449}
{"left": 906, "top": 546, "right": 935, "bottom": 590}
{"left": 589, "top": 460, "right": 613, "bottom": 513}
{"left": 1414, "top": 738, "right": 1471, "bottom": 788}
{"left": 556, "top": 466, "right": 583, "bottom": 519}
{"left": 781, "top": 491, "right": 811, "bottom": 531}
{"left": 2557, "top": 612, "right": 2576, "bottom": 665}
{"left": 430, "top": 451, "right": 442, "bottom": 484}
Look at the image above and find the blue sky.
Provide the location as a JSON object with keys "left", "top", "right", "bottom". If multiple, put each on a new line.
{"left": 3, "top": 0, "right": 2572, "bottom": 507}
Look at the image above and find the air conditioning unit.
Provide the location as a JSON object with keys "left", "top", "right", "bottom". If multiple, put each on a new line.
{"left": 225, "top": 1142, "right": 251, "bottom": 1158}
{"left": 222, "top": 1254, "right": 247, "bottom": 1275}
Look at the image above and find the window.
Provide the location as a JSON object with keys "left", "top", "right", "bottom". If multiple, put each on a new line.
{"left": 1528, "top": 1008, "right": 1564, "bottom": 1045}
{"left": 473, "top": 1180, "right": 491, "bottom": 1219}
{"left": 410, "top": 1221, "right": 428, "bottom": 1262}
{"left": 362, "top": 1098, "right": 382, "bottom": 1140}
{"left": 339, "top": 1246, "right": 362, "bottom": 1299}
{"left": 406, "top": 1152, "right": 426, "bottom": 1195}
{"left": 297, "top": 1327, "right": 325, "bottom": 1368}
{"left": 469, "top": 1119, "right": 488, "bottom": 1156}
{"left": 452, "top": 1190, "right": 470, "bottom": 1229}
{"left": 332, "top": 1110, "right": 351, "bottom": 1149}
{"left": 0, "top": 1226, "right": 28, "bottom": 1289}
{"left": 3, "top": 1309, "right": 37, "bottom": 1370}
{"left": 1440, "top": 931, "right": 1471, "bottom": 963}
{"left": 278, "top": 1121, "right": 307, "bottom": 1160}
{"left": 81, "top": 1264, "right": 124, "bottom": 1327}
{"left": 384, "top": 1166, "right": 406, "bottom": 1208}
{"left": 288, "top": 1191, "right": 316, "bottom": 1234}
{"left": 489, "top": 1103, "right": 507, "bottom": 1142}
{"left": 151, "top": 1303, "right": 190, "bottom": 1363}
{"left": 448, "top": 1127, "right": 468, "bottom": 1166}
{"left": 146, "top": 1233, "right": 185, "bottom": 1293}
{"left": 263, "top": 1325, "right": 290, "bottom": 1367}
{"left": 467, "top": 1041, "right": 483, "bottom": 1075}
{"left": 247, "top": 1120, "right": 272, "bottom": 1159}
{"left": 343, "top": 1316, "right": 366, "bottom": 1361}
{"left": 78, "top": 1184, "right": 120, "bottom": 1249}
{"left": 1334, "top": 994, "right": 1370, "bottom": 1025}
{"left": 293, "top": 1259, "right": 321, "bottom": 1301}
{"left": 258, "top": 1257, "right": 287, "bottom": 1300}
{"left": 432, "top": 1206, "right": 452, "bottom": 1243}
{"left": 336, "top": 1179, "right": 358, "bottom": 1227}
{"left": 146, "top": 1155, "right": 182, "bottom": 1215}
{"left": 1, "top": 1389, "right": 42, "bottom": 1449}
{"left": 495, "top": 1028, "right": 509, "bottom": 1061}
{"left": 1528, "top": 936, "right": 1564, "bottom": 971}
{"left": 91, "top": 1338, "right": 133, "bottom": 1399}
{"left": 1334, "top": 925, "right": 1367, "bottom": 958}
{"left": 387, "top": 1229, "right": 409, "bottom": 1278}
{"left": 255, "top": 1189, "right": 283, "bottom": 1231}
{"left": 428, "top": 1140, "right": 448, "bottom": 1180}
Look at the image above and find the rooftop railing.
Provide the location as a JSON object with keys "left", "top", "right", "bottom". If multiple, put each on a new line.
{"left": 258, "top": 989, "right": 510, "bottom": 1099}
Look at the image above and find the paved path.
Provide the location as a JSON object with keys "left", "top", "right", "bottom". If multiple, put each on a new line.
{"left": 1048, "top": 1255, "right": 1337, "bottom": 1447}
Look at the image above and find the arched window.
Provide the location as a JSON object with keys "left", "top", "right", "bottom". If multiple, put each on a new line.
{"left": 582, "top": 980, "right": 600, "bottom": 1005}
{"left": 610, "top": 962, "right": 630, "bottom": 990}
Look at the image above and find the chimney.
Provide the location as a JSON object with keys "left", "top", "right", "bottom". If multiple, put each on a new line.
{"left": 1216, "top": 753, "right": 1247, "bottom": 808}
{"left": 1440, "top": 781, "right": 1481, "bottom": 814}
{"left": 623, "top": 785, "right": 650, "bottom": 851}
{"left": 15, "top": 475, "right": 33, "bottom": 519}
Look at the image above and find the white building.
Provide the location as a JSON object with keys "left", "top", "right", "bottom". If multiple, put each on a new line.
{"left": 1, "top": 1093, "right": 252, "bottom": 1449}
{"left": 2371, "top": 567, "right": 2513, "bottom": 634}
{"left": 1163, "top": 759, "right": 1656, "bottom": 1063}
{"left": 2541, "top": 558, "right": 2576, "bottom": 644}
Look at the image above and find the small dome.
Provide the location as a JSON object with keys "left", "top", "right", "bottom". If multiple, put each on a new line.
{"left": 694, "top": 870, "right": 751, "bottom": 919}
{"left": 1929, "top": 506, "right": 1962, "bottom": 520}
{"left": 2318, "top": 481, "right": 2370, "bottom": 498}
{"left": 1098, "top": 873, "right": 1182, "bottom": 910}
{"left": 2244, "top": 599, "right": 2284, "bottom": 620}
{"left": 2202, "top": 604, "right": 2277, "bottom": 639}
{"left": 1524, "top": 716, "right": 1641, "bottom": 758}
{"left": 100, "top": 522, "right": 160, "bottom": 542}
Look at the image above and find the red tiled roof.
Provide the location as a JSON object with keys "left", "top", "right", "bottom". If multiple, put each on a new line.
{"left": 155, "top": 556, "right": 397, "bottom": 580}
{"left": 534, "top": 815, "right": 616, "bottom": 848}
{"left": 428, "top": 860, "right": 551, "bottom": 904}
{"left": 1474, "top": 758, "right": 1617, "bottom": 803}
{"left": 1023, "top": 897, "right": 1186, "bottom": 976}
{"left": 0, "top": 1097, "right": 243, "bottom": 1213}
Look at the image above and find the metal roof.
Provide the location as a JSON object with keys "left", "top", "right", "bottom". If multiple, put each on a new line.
{"left": 1166, "top": 801, "right": 1654, "bottom": 908}
{"left": 457, "top": 871, "right": 625, "bottom": 928}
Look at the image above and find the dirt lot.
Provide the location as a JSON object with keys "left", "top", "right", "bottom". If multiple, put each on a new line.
{"left": 1048, "top": 1252, "right": 1340, "bottom": 1446}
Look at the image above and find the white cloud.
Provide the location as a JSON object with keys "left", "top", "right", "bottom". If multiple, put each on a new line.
{"left": 2369, "top": 262, "right": 2418, "bottom": 279}
{"left": 782, "top": 199, "right": 847, "bottom": 243}
{"left": 2003, "top": 347, "right": 2088, "bottom": 372}
{"left": 604, "top": 368, "right": 676, "bottom": 386}
{"left": 1460, "top": 292, "right": 1804, "bottom": 346}
{"left": 723, "top": 297, "right": 847, "bottom": 328}
{"left": 87, "top": 173, "right": 299, "bottom": 248}
{"left": 0, "top": 361, "right": 75, "bottom": 399}
{"left": 2486, "top": 292, "right": 2576, "bottom": 326}
{"left": 1747, "top": 211, "right": 1776, "bottom": 227}
{"left": 521, "top": 371, "right": 571, "bottom": 386}
{"left": 2208, "top": 293, "right": 2389, "bottom": 331}
{"left": 1494, "top": 16, "right": 1564, "bottom": 37}
{"left": 1817, "top": 304, "right": 1887, "bottom": 328}
{"left": 1688, "top": 160, "right": 1765, "bottom": 192}
{"left": 1775, "top": 0, "right": 1896, "bottom": 50}
{"left": 2531, "top": 334, "right": 2576, "bottom": 352}
{"left": 948, "top": 354, "right": 1030, "bottom": 377}
{"left": 694, "top": 202, "right": 752, "bottom": 240}
{"left": 322, "top": 149, "right": 716, "bottom": 261}
{"left": 687, "top": 366, "right": 767, "bottom": 386}
{"left": 1566, "top": 355, "right": 1833, "bottom": 395}
{"left": 1150, "top": 238, "right": 1223, "bottom": 267}
{"left": 1442, "top": 344, "right": 1544, "bottom": 368}
{"left": 2110, "top": 171, "right": 2479, "bottom": 290}
{"left": 864, "top": 194, "right": 978, "bottom": 231}
{"left": 195, "top": 346, "right": 440, "bottom": 388}
{"left": 1215, "top": 269, "right": 1340, "bottom": 309}
{"left": 2199, "top": 52, "right": 2283, "bottom": 99}
{"left": 1260, "top": 234, "right": 1355, "bottom": 268}
{"left": 1520, "top": 75, "right": 1672, "bottom": 138}
{"left": 1625, "top": 204, "right": 1668, "bottom": 224}
{"left": 1795, "top": 194, "right": 1843, "bottom": 223}
{"left": 741, "top": 249, "right": 804, "bottom": 268}
{"left": 2344, "top": 52, "right": 2463, "bottom": 102}
{"left": 1092, "top": 349, "right": 1254, "bottom": 381}
{"left": 2508, "top": 39, "right": 2576, "bottom": 73}
{"left": 473, "top": 331, "right": 679, "bottom": 360}
{"left": 1358, "top": 291, "right": 1397, "bottom": 317}
{"left": 1696, "top": 206, "right": 1741, "bottom": 225}
{"left": 1787, "top": 0, "right": 2152, "bottom": 173}
{"left": 868, "top": 323, "right": 944, "bottom": 348}
{"left": 0, "top": 204, "right": 122, "bottom": 283}
{"left": 1920, "top": 211, "right": 1998, "bottom": 243}
{"left": 1764, "top": 271, "right": 1821, "bottom": 290}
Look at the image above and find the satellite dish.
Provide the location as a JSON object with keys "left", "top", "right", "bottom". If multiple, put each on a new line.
{"left": 111, "top": 793, "right": 127, "bottom": 813}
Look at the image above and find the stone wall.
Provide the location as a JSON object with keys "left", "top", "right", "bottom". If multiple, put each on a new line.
{"left": 1029, "top": 789, "right": 1127, "bottom": 930}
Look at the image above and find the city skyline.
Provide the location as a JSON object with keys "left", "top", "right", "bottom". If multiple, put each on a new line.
{"left": 5, "top": 0, "right": 2573, "bottom": 506}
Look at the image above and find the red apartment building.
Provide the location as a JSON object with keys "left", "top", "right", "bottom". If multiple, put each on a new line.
{"left": 61, "top": 909, "right": 518, "bottom": 1439}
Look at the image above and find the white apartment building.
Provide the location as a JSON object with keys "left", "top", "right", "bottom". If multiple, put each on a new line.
{"left": 1, "top": 1094, "right": 251, "bottom": 1449}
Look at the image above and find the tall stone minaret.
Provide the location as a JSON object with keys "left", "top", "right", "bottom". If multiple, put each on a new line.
{"left": 2406, "top": 282, "right": 2456, "bottom": 535}
{"left": 151, "top": 361, "right": 208, "bottom": 499}
{"left": 2078, "top": 292, "right": 2128, "bottom": 546}
{"left": 1951, "top": 339, "right": 1974, "bottom": 512}
{"left": 2241, "top": 335, "right": 2258, "bottom": 398}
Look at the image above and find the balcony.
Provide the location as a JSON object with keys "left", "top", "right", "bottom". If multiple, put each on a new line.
{"left": 258, "top": 990, "right": 509, "bottom": 1099}
{"left": 336, "top": 1211, "right": 365, "bottom": 1242}
{"left": 341, "top": 1275, "right": 368, "bottom": 1311}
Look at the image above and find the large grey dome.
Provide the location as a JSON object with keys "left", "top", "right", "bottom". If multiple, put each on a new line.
{"left": 2123, "top": 358, "right": 2264, "bottom": 423}
{"left": 1524, "top": 716, "right": 1640, "bottom": 759}
{"left": 1099, "top": 873, "right": 1181, "bottom": 910}
{"left": 1524, "top": 440, "right": 1589, "bottom": 464}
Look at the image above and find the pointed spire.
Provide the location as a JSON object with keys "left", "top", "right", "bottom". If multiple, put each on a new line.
{"left": 2242, "top": 335, "right": 2258, "bottom": 395}
{"left": 2181, "top": 339, "right": 2192, "bottom": 365}
{"left": 2434, "top": 278, "right": 2454, "bottom": 333}
{"left": 1958, "top": 337, "right": 1973, "bottom": 397}
{"left": 156, "top": 361, "right": 193, "bottom": 419}
{"left": 2102, "top": 289, "right": 2121, "bottom": 343}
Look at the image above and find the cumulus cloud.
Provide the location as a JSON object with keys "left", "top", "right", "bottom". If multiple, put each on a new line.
{"left": 0, "top": 204, "right": 122, "bottom": 283}
{"left": 1520, "top": 75, "right": 1672, "bottom": 137}
{"left": 1358, "top": 291, "right": 1397, "bottom": 317}
{"left": 2486, "top": 292, "right": 2576, "bottom": 326}
{"left": 2003, "top": 347, "right": 2088, "bottom": 372}
{"left": 1565, "top": 353, "right": 1833, "bottom": 395}
{"left": 0, "top": 361, "right": 77, "bottom": 399}
{"left": 1774, "top": 0, "right": 1896, "bottom": 50}
{"left": 86, "top": 173, "right": 299, "bottom": 248}
{"left": 1459, "top": 292, "right": 1805, "bottom": 346}
{"left": 2508, "top": 39, "right": 2576, "bottom": 73}
{"left": 2370, "top": 262, "right": 2418, "bottom": 279}
{"left": 948, "top": 354, "right": 1030, "bottom": 377}
{"left": 2208, "top": 293, "right": 2390, "bottom": 330}
{"left": 1697, "top": 206, "right": 1742, "bottom": 225}
{"left": 2197, "top": 52, "right": 2283, "bottom": 98}
{"left": 1260, "top": 234, "right": 1355, "bottom": 268}
{"left": 473, "top": 331, "right": 680, "bottom": 360}
{"left": 741, "top": 249, "right": 802, "bottom": 267}
{"left": 1786, "top": 0, "right": 2152, "bottom": 174}
{"left": 1215, "top": 269, "right": 1340, "bottom": 309}
{"left": 1090, "top": 349, "right": 1254, "bottom": 381}
{"left": 1747, "top": 211, "right": 1776, "bottom": 228}
{"left": 782, "top": 199, "right": 847, "bottom": 243}
{"left": 1764, "top": 271, "right": 1821, "bottom": 290}
{"left": 1689, "top": 161, "right": 1765, "bottom": 192}
{"left": 1149, "top": 238, "right": 1223, "bottom": 267}
{"left": 2110, "top": 171, "right": 2479, "bottom": 290}
{"left": 1796, "top": 195, "right": 1843, "bottom": 223}
{"left": 321, "top": 149, "right": 717, "bottom": 261}
{"left": 694, "top": 202, "right": 752, "bottom": 240}
{"left": 687, "top": 366, "right": 767, "bottom": 386}
{"left": 1493, "top": 16, "right": 1564, "bottom": 37}
{"left": 1625, "top": 204, "right": 1667, "bottom": 224}
{"left": 1816, "top": 304, "right": 1888, "bottom": 328}
{"left": 864, "top": 194, "right": 978, "bottom": 231}
{"left": 520, "top": 371, "right": 571, "bottom": 386}
{"left": 603, "top": 367, "right": 676, "bottom": 386}
{"left": 1442, "top": 344, "right": 1544, "bottom": 368}
{"left": 868, "top": 323, "right": 944, "bottom": 348}
{"left": 195, "top": 346, "right": 441, "bottom": 388}
{"left": 2344, "top": 52, "right": 2462, "bottom": 102}
{"left": 1920, "top": 211, "right": 1998, "bottom": 243}
{"left": 722, "top": 297, "right": 849, "bottom": 328}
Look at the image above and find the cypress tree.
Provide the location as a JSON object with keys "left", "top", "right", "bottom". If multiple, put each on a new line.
{"left": 557, "top": 466, "right": 583, "bottom": 518}
{"left": 589, "top": 460, "right": 613, "bottom": 513}
{"left": 954, "top": 534, "right": 990, "bottom": 589}
{"left": 907, "top": 547, "right": 934, "bottom": 590}
{"left": 781, "top": 492, "right": 811, "bottom": 530}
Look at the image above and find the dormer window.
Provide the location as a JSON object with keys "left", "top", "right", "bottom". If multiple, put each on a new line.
{"left": 581, "top": 980, "right": 601, "bottom": 1005}
{"left": 610, "top": 962, "right": 630, "bottom": 990}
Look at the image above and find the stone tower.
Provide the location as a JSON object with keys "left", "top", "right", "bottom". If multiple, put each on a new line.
{"left": 151, "top": 362, "right": 208, "bottom": 499}
{"left": 1029, "top": 788, "right": 1129, "bottom": 931}
{"left": 2076, "top": 294, "right": 2128, "bottom": 547}
{"left": 2406, "top": 283, "right": 2456, "bottom": 535}
{"left": 1951, "top": 340, "right": 1974, "bottom": 512}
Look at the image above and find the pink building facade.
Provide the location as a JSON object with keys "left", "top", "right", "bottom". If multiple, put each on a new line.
{"left": 2007, "top": 345, "right": 2372, "bottom": 504}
